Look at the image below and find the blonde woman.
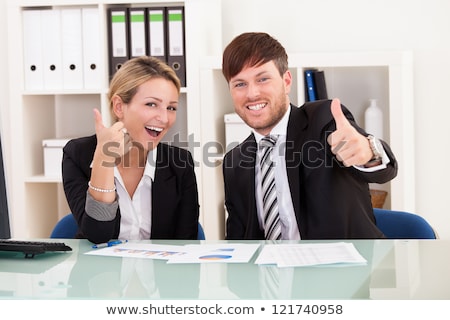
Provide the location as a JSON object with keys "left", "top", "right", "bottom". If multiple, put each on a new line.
{"left": 63, "top": 56, "right": 199, "bottom": 244}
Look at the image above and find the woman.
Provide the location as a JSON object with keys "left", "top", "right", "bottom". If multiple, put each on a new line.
{"left": 62, "top": 56, "right": 200, "bottom": 244}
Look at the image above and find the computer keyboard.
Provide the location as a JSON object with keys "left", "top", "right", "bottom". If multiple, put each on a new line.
{"left": 0, "top": 240, "right": 72, "bottom": 258}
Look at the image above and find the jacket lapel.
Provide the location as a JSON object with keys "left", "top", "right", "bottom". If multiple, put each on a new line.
{"left": 151, "top": 144, "right": 176, "bottom": 232}
{"left": 239, "top": 135, "right": 263, "bottom": 238}
{"left": 286, "top": 105, "right": 307, "bottom": 218}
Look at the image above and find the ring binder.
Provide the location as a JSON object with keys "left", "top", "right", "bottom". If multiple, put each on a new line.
{"left": 22, "top": 10, "right": 44, "bottom": 91}
{"left": 61, "top": 8, "right": 83, "bottom": 90}
{"left": 82, "top": 7, "right": 102, "bottom": 89}
{"left": 147, "top": 7, "right": 167, "bottom": 63}
{"left": 41, "top": 9, "right": 63, "bottom": 90}
{"left": 107, "top": 7, "right": 129, "bottom": 79}
{"left": 166, "top": 7, "right": 186, "bottom": 87}
{"left": 304, "top": 69, "right": 317, "bottom": 102}
{"left": 128, "top": 8, "right": 147, "bottom": 58}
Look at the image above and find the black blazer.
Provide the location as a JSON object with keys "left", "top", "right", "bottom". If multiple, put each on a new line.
{"left": 223, "top": 100, "right": 398, "bottom": 240}
{"left": 62, "top": 135, "right": 200, "bottom": 243}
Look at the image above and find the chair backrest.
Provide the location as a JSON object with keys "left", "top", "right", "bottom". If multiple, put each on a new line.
{"left": 50, "top": 213, "right": 78, "bottom": 239}
{"left": 51, "top": 214, "right": 205, "bottom": 240}
{"left": 198, "top": 222, "right": 205, "bottom": 240}
{"left": 373, "top": 208, "right": 436, "bottom": 239}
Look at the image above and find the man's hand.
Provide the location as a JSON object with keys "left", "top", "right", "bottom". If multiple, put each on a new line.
{"left": 327, "top": 98, "right": 373, "bottom": 167}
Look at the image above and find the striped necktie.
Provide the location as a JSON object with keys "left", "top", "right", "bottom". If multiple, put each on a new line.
{"left": 260, "top": 135, "right": 281, "bottom": 240}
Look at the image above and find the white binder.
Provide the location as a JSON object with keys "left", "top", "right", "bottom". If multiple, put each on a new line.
{"left": 41, "top": 9, "right": 63, "bottom": 90}
{"left": 81, "top": 7, "right": 102, "bottom": 89}
{"left": 147, "top": 7, "right": 166, "bottom": 62}
{"left": 129, "top": 8, "right": 146, "bottom": 58}
{"left": 61, "top": 8, "right": 83, "bottom": 90}
{"left": 22, "top": 10, "right": 44, "bottom": 91}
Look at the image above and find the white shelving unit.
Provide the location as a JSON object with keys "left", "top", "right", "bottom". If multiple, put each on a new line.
{"left": 4, "top": 0, "right": 414, "bottom": 240}
{"left": 199, "top": 52, "right": 415, "bottom": 240}
{"left": 5, "top": 0, "right": 222, "bottom": 238}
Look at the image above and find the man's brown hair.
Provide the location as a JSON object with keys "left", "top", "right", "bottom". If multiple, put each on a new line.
{"left": 222, "top": 32, "right": 289, "bottom": 82}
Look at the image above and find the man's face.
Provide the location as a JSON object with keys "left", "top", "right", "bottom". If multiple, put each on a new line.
{"left": 228, "top": 60, "right": 292, "bottom": 136}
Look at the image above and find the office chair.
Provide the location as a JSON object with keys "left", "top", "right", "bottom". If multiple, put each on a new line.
{"left": 197, "top": 222, "right": 206, "bottom": 240}
{"left": 50, "top": 213, "right": 205, "bottom": 240}
{"left": 50, "top": 213, "right": 78, "bottom": 239}
{"left": 373, "top": 208, "right": 437, "bottom": 239}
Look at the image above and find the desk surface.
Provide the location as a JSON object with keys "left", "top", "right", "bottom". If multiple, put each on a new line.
{"left": 0, "top": 239, "right": 449, "bottom": 300}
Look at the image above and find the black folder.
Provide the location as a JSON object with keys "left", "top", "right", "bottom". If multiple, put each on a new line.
{"left": 147, "top": 7, "right": 167, "bottom": 63}
{"left": 313, "top": 70, "right": 328, "bottom": 100}
{"left": 166, "top": 6, "right": 186, "bottom": 87}
{"left": 107, "top": 7, "right": 129, "bottom": 80}
{"left": 128, "top": 7, "right": 147, "bottom": 59}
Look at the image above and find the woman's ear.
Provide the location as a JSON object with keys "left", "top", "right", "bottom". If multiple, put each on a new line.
{"left": 112, "top": 95, "right": 124, "bottom": 120}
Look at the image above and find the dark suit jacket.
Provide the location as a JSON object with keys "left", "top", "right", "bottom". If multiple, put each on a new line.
{"left": 223, "top": 100, "right": 398, "bottom": 240}
{"left": 62, "top": 135, "right": 200, "bottom": 243}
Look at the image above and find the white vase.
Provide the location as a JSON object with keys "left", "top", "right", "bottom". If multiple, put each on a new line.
{"left": 364, "top": 99, "right": 383, "bottom": 139}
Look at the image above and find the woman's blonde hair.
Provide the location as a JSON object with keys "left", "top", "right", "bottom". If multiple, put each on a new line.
{"left": 108, "top": 56, "right": 181, "bottom": 122}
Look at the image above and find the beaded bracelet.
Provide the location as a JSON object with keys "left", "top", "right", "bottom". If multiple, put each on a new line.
{"left": 88, "top": 181, "right": 116, "bottom": 193}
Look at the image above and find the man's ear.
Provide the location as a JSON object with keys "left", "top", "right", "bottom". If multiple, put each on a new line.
{"left": 112, "top": 95, "right": 124, "bottom": 119}
{"left": 283, "top": 69, "right": 293, "bottom": 94}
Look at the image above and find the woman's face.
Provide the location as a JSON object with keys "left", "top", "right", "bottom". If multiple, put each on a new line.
{"left": 115, "top": 77, "right": 179, "bottom": 152}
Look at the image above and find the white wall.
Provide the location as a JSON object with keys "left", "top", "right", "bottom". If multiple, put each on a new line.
{"left": 221, "top": 0, "right": 450, "bottom": 239}
{"left": 0, "top": 0, "right": 449, "bottom": 238}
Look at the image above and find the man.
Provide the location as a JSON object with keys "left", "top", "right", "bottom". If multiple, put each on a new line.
{"left": 222, "top": 32, "right": 397, "bottom": 240}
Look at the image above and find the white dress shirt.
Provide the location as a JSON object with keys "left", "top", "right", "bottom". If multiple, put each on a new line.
{"left": 114, "top": 148, "right": 157, "bottom": 240}
{"left": 254, "top": 108, "right": 301, "bottom": 240}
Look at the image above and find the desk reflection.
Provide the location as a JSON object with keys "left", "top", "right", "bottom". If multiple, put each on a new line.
{"left": 68, "top": 245, "right": 200, "bottom": 299}
{"left": 0, "top": 241, "right": 79, "bottom": 298}
{"left": 226, "top": 241, "right": 374, "bottom": 299}
{"left": 1, "top": 240, "right": 449, "bottom": 299}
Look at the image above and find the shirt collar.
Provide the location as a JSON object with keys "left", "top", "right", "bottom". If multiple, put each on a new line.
{"left": 253, "top": 105, "right": 291, "bottom": 143}
{"left": 113, "top": 147, "right": 158, "bottom": 181}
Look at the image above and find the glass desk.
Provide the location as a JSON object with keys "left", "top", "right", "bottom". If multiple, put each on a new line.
{"left": 0, "top": 239, "right": 449, "bottom": 300}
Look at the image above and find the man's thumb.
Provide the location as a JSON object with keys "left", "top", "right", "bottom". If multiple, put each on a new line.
{"left": 330, "top": 98, "right": 349, "bottom": 129}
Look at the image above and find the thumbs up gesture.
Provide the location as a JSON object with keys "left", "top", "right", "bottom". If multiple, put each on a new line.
{"left": 327, "top": 98, "right": 373, "bottom": 167}
{"left": 93, "top": 108, "right": 131, "bottom": 162}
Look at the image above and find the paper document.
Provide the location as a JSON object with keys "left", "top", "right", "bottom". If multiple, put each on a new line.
{"left": 255, "top": 242, "right": 367, "bottom": 267}
{"left": 85, "top": 242, "right": 260, "bottom": 264}
{"left": 85, "top": 243, "right": 187, "bottom": 260}
{"left": 166, "top": 243, "right": 260, "bottom": 264}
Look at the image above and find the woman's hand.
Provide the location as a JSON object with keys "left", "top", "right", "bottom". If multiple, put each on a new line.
{"left": 93, "top": 108, "right": 131, "bottom": 166}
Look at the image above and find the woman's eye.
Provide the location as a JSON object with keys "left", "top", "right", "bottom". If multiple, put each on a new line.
{"left": 146, "top": 102, "right": 156, "bottom": 108}
{"left": 167, "top": 106, "right": 177, "bottom": 111}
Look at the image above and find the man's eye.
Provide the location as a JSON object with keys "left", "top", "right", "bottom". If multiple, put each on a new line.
{"left": 258, "top": 77, "right": 268, "bottom": 82}
{"left": 234, "top": 82, "right": 245, "bottom": 88}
